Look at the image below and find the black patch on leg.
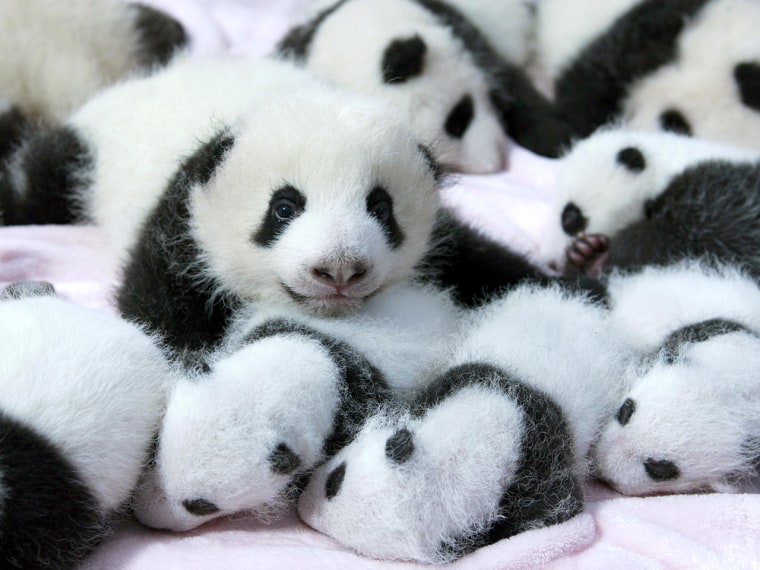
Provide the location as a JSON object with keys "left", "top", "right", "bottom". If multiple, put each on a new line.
{"left": 0, "top": 280, "right": 56, "bottom": 300}
{"left": 617, "top": 147, "right": 647, "bottom": 172}
{"left": 117, "top": 129, "right": 239, "bottom": 354}
{"left": 657, "top": 318, "right": 752, "bottom": 364}
{"left": 385, "top": 428, "right": 414, "bottom": 464}
{"left": 277, "top": 0, "right": 349, "bottom": 59}
{"left": 367, "top": 186, "right": 404, "bottom": 249}
{"left": 0, "top": 106, "right": 30, "bottom": 164}
{"left": 0, "top": 125, "right": 90, "bottom": 225}
{"left": 0, "top": 412, "right": 106, "bottom": 570}
{"left": 182, "top": 498, "right": 220, "bottom": 516}
{"left": 382, "top": 35, "right": 427, "bottom": 84}
{"left": 644, "top": 458, "right": 680, "bottom": 482}
{"left": 268, "top": 443, "right": 301, "bottom": 474}
{"left": 659, "top": 108, "right": 692, "bottom": 136}
{"left": 131, "top": 3, "right": 187, "bottom": 67}
{"left": 734, "top": 62, "right": 760, "bottom": 111}
{"left": 325, "top": 461, "right": 347, "bottom": 500}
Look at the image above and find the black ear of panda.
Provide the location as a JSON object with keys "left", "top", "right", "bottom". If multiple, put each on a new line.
{"left": 382, "top": 35, "right": 428, "bottom": 84}
{"left": 182, "top": 129, "right": 236, "bottom": 188}
{"left": 131, "top": 3, "right": 188, "bottom": 67}
{"left": 734, "top": 62, "right": 760, "bottom": 112}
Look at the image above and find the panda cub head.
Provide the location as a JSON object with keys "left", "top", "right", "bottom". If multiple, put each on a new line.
{"left": 186, "top": 84, "right": 442, "bottom": 316}
{"left": 539, "top": 129, "right": 759, "bottom": 273}
{"left": 278, "top": 0, "right": 508, "bottom": 174}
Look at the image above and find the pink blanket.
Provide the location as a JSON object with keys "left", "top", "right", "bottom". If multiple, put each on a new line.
{"left": 4, "top": 1, "right": 757, "bottom": 568}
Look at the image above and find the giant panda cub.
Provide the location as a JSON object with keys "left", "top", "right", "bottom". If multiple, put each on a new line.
{"left": 298, "top": 283, "right": 631, "bottom": 563}
{"left": 595, "top": 262, "right": 760, "bottom": 496}
{"left": 539, "top": 128, "right": 760, "bottom": 278}
{"left": 0, "top": 282, "right": 176, "bottom": 569}
{"left": 0, "top": 0, "right": 186, "bottom": 128}
{"left": 133, "top": 283, "right": 459, "bottom": 532}
{"left": 278, "top": 0, "right": 572, "bottom": 172}
{"left": 536, "top": 0, "right": 760, "bottom": 150}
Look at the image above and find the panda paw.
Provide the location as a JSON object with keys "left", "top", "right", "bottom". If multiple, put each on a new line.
{"left": 565, "top": 233, "right": 609, "bottom": 278}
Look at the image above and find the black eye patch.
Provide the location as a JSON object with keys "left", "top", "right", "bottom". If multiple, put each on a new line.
{"left": 268, "top": 442, "right": 301, "bottom": 474}
{"left": 253, "top": 184, "right": 306, "bottom": 247}
{"left": 659, "top": 109, "right": 692, "bottom": 137}
{"left": 367, "top": 186, "right": 404, "bottom": 249}
{"left": 644, "top": 458, "right": 680, "bottom": 482}
{"left": 325, "top": 461, "right": 346, "bottom": 500}
{"left": 381, "top": 34, "right": 427, "bottom": 84}
{"left": 445, "top": 94, "right": 474, "bottom": 139}
{"left": 385, "top": 428, "right": 414, "bottom": 464}
{"left": 734, "top": 62, "right": 760, "bottom": 111}
{"left": 561, "top": 202, "right": 588, "bottom": 236}
{"left": 616, "top": 398, "right": 636, "bottom": 426}
{"left": 182, "top": 497, "right": 220, "bottom": 516}
{"left": 616, "top": 147, "right": 646, "bottom": 172}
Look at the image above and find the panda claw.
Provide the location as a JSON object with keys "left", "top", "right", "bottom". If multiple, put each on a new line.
{"left": 565, "top": 233, "right": 610, "bottom": 277}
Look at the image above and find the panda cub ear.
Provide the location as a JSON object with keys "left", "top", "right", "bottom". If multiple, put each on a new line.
{"left": 381, "top": 34, "right": 427, "bottom": 84}
{"left": 734, "top": 62, "right": 760, "bottom": 112}
{"left": 178, "top": 128, "right": 236, "bottom": 188}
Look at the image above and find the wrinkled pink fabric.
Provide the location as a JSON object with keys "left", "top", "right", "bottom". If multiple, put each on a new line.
{"left": 2, "top": 1, "right": 756, "bottom": 568}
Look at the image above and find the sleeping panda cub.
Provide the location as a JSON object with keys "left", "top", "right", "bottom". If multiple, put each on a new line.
{"left": 539, "top": 129, "right": 760, "bottom": 278}
{"left": 133, "top": 283, "right": 459, "bottom": 532}
{"left": 298, "top": 283, "right": 631, "bottom": 563}
{"left": 278, "top": 0, "right": 572, "bottom": 172}
{"left": 596, "top": 263, "right": 760, "bottom": 495}
{"left": 0, "top": 282, "right": 176, "bottom": 569}
{"left": 536, "top": 0, "right": 760, "bottom": 150}
{"left": 0, "top": 0, "right": 185, "bottom": 124}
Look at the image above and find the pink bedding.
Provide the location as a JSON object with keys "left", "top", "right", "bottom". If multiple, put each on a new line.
{"left": 5, "top": 1, "right": 758, "bottom": 568}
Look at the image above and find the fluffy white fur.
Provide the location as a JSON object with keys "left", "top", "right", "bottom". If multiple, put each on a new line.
{"left": 0, "top": 0, "right": 179, "bottom": 121}
{"left": 596, "top": 263, "right": 760, "bottom": 495}
{"left": 133, "top": 283, "right": 457, "bottom": 532}
{"left": 539, "top": 128, "right": 759, "bottom": 272}
{"left": 0, "top": 290, "right": 174, "bottom": 513}
{"left": 295, "top": 0, "right": 509, "bottom": 173}
{"left": 298, "top": 284, "right": 631, "bottom": 563}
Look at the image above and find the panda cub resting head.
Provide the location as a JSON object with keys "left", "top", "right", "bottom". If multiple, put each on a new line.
{"left": 596, "top": 262, "right": 760, "bottom": 496}
{"left": 539, "top": 128, "right": 760, "bottom": 278}
{"left": 0, "top": 282, "right": 176, "bottom": 569}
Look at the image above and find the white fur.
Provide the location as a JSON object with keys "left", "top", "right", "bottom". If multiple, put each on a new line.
{"left": 0, "top": 294, "right": 174, "bottom": 513}
{"left": 299, "top": 284, "right": 632, "bottom": 563}
{"left": 298, "top": 0, "right": 509, "bottom": 173}
{"left": 539, "top": 128, "right": 759, "bottom": 272}
{"left": 0, "top": 0, "right": 172, "bottom": 121}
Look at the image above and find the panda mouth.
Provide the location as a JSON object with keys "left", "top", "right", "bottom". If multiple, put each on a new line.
{"left": 281, "top": 283, "right": 369, "bottom": 314}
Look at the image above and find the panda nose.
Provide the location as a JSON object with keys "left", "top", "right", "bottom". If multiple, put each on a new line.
{"left": 312, "top": 263, "right": 368, "bottom": 287}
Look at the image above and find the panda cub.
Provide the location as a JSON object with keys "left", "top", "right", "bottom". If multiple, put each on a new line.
{"left": 0, "top": 0, "right": 185, "bottom": 125}
{"left": 0, "top": 282, "right": 176, "bottom": 569}
{"left": 536, "top": 0, "right": 760, "bottom": 150}
{"left": 539, "top": 129, "right": 760, "bottom": 278}
{"left": 133, "top": 283, "right": 458, "bottom": 532}
{"left": 278, "top": 0, "right": 572, "bottom": 172}
{"left": 298, "top": 283, "right": 631, "bottom": 563}
{"left": 596, "top": 262, "right": 760, "bottom": 496}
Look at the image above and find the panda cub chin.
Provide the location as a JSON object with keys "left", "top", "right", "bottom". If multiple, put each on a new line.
{"left": 539, "top": 128, "right": 760, "bottom": 278}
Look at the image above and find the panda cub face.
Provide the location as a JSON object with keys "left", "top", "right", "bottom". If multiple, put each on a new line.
{"left": 290, "top": 0, "right": 508, "bottom": 173}
{"left": 595, "top": 330, "right": 760, "bottom": 496}
{"left": 190, "top": 86, "right": 441, "bottom": 316}
{"left": 540, "top": 129, "right": 758, "bottom": 272}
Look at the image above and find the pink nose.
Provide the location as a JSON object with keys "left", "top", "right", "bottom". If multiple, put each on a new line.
{"left": 311, "top": 263, "right": 368, "bottom": 287}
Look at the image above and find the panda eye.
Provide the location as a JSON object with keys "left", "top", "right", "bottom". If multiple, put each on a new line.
{"left": 273, "top": 199, "right": 298, "bottom": 221}
{"left": 561, "top": 202, "right": 587, "bottom": 236}
{"left": 367, "top": 187, "right": 393, "bottom": 222}
{"left": 445, "top": 94, "right": 474, "bottom": 139}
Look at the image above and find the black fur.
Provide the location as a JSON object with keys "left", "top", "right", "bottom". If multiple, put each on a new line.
{"left": 131, "top": 3, "right": 187, "bottom": 67}
{"left": 643, "top": 458, "right": 681, "bottom": 482}
{"left": 382, "top": 35, "right": 427, "bottom": 84}
{"left": 658, "top": 318, "right": 752, "bottom": 364}
{"left": 659, "top": 108, "right": 693, "bottom": 136}
{"left": 734, "top": 62, "right": 760, "bottom": 111}
{"left": 0, "top": 412, "right": 106, "bottom": 570}
{"left": 268, "top": 442, "right": 302, "bottom": 474}
{"left": 0, "top": 280, "right": 56, "bottom": 300}
{"left": 417, "top": 143, "right": 444, "bottom": 182}
{"left": 617, "top": 147, "right": 647, "bottom": 172}
{"left": 325, "top": 461, "right": 347, "bottom": 500}
{"left": 553, "top": 0, "right": 711, "bottom": 138}
{"left": 0, "top": 125, "right": 90, "bottom": 225}
{"left": 444, "top": 94, "right": 474, "bottom": 139}
{"left": 0, "top": 106, "right": 29, "bottom": 165}
{"left": 182, "top": 498, "right": 220, "bottom": 516}
{"left": 419, "top": 208, "right": 607, "bottom": 307}
{"left": 253, "top": 184, "right": 307, "bottom": 247}
{"left": 385, "top": 428, "right": 415, "bottom": 464}
{"left": 411, "top": 0, "right": 573, "bottom": 157}
{"left": 117, "top": 129, "right": 239, "bottom": 354}
{"left": 277, "top": 0, "right": 349, "bottom": 59}
{"left": 366, "top": 186, "right": 404, "bottom": 249}
{"left": 604, "top": 160, "right": 760, "bottom": 278}
{"left": 616, "top": 398, "right": 636, "bottom": 426}
{"left": 561, "top": 202, "right": 588, "bottom": 235}
{"left": 412, "top": 362, "right": 583, "bottom": 558}
{"left": 241, "top": 319, "right": 392, "bottom": 457}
